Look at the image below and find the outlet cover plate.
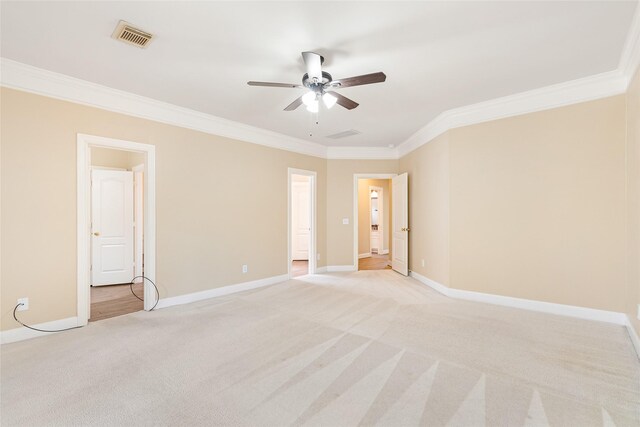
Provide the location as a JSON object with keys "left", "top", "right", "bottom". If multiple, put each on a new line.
{"left": 17, "top": 297, "right": 29, "bottom": 311}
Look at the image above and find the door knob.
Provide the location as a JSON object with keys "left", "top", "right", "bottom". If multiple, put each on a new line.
{"left": 93, "top": 232, "right": 100, "bottom": 236}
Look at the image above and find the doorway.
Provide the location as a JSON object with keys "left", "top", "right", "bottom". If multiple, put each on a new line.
{"left": 88, "top": 147, "right": 145, "bottom": 321}
{"left": 77, "top": 134, "right": 156, "bottom": 326}
{"left": 288, "top": 168, "right": 316, "bottom": 278}
{"left": 353, "top": 173, "right": 409, "bottom": 275}
{"left": 357, "top": 178, "right": 392, "bottom": 271}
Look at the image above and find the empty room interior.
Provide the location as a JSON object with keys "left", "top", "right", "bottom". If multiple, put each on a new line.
{"left": 1, "top": 1, "right": 640, "bottom": 425}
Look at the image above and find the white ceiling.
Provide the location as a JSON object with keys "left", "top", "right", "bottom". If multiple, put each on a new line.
{"left": 1, "top": 1, "right": 637, "bottom": 148}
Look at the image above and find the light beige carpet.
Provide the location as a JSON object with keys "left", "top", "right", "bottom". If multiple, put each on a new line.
{"left": 1, "top": 270, "right": 639, "bottom": 426}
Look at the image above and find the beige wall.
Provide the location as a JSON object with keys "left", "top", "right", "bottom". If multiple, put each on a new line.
{"left": 627, "top": 67, "right": 640, "bottom": 335}
{"left": 2, "top": 76, "right": 638, "bottom": 331}
{"left": 400, "top": 96, "right": 628, "bottom": 313}
{"left": 449, "top": 96, "right": 627, "bottom": 312}
{"left": 326, "top": 160, "right": 399, "bottom": 267}
{"left": 399, "top": 133, "right": 450, "bottom": 286}
{"left": 91, "top": 147, "right": 145, "bottom": 169}
{"left": 0, "top": 88, "right": 327, "bottom": 330}
{"left": 357, "top": 178, "right": 391, "bottom": 257}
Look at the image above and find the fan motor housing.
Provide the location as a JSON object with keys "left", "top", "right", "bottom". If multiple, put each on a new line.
{"left": 302, "top": 71, "right": 333, "bottom": 92}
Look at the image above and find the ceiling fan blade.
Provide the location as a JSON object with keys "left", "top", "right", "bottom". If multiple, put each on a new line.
{"left": 302, "top": 51, "right": 322, "bottom": 81}
{"left": 329, "top": 72, "right": 386, "bottom": 88}
{"left": 247, "top": 81, "right": 303, "bottom": 88}
{"left": 284, "top": 96, "right": 304, "bottom": 111}
{"left": 327, "top": 91, "right": 359, "bottom": 110}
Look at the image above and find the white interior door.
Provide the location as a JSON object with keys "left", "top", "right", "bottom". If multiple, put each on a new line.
{"left": 392, "top": 173, "right": 409, "bottom": 275}
{"left": 292, "top": 180, "right": 310, "bottom": 260}
{"left": 91, "top": 169, "right": 134, "bottom": 285}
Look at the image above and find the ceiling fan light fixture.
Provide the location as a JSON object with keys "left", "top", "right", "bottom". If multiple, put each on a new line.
{"left": 323, "top": 92, "right": 337, "bottom": 109}
{"left": 306, "top": 101, "right": 319, "bottom": 113}
{"left": 301, "top": 91, "right": 316, "bottom": 107}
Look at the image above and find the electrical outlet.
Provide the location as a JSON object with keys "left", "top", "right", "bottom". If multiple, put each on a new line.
{"left": 342, "top": 218, "right": 349, "bottom": 225}
{"left": 421, "top": 259, "right": 425, "bottom": 268}
{"left": 17, "top": 297, "right": 29, "bottom": 311}
{"left": 317, "top": 253, "right": 321, "bottom": 261}
{"left": 242, "top": 265, "right": 248, "bottom": 274}
{"left": 637, "top": 304, "right": 640, "bottom": 320}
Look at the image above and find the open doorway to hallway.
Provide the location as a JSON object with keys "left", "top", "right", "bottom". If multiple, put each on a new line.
{"left": 89, "top": 146, "right": 145, "bottom": 321}
{"left": 357, "top": 178, "right": 392, "bottom": 271}
{"left": 290, "top": 173, "right": 311, "bottom": 277}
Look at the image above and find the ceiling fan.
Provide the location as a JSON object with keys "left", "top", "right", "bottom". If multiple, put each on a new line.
{"left": 247, "top": 51, "right": 386, "bottom": 112}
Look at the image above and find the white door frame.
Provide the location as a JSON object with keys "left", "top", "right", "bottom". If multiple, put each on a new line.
{"left": 288, "top": 168, "right": 317, "bottom": 277}
{"left": 77, "top": 134, "right": 156, "bottom": 325}
{"left": 353, "top": 173, "right": 396, "bottom": 271}
{"left": 132, "top": 163, "right": 145, "bottom": 282}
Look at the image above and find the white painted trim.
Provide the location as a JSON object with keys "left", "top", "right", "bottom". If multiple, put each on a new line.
{"left": 78, "top": 134, "right": 157, "bottom": 322}
{"left": 353, "top": 174, "right": 396, "bottom": 271}
{"left": 1, "top": 58, "right": 327, "bottom": 159}
{"left": 132, "top": 163, "right": 144, "bottom": 281}
{"left": 1, "top": 317, "right": 79, "bottom": 344}
{"left": 288, "top": 168, "right": 317, "bottom": 278}
{"left": 379, "top": 249, "right": 389, "bottom": 255}
{"left": 155, "top": 274, "right": 288, "bottom": 309}
{"left": 91, "top": 166, "right": 127, "bottom": 171}
{"left": 397, "top": 70, "right": 627, "bottom": 157}
{"left": 358, "top": 253, "right": 371, "bottom": 259}
{"left": 325, "top": 265, "right": 358, "bottom": 272}
{"left": 619, "top": 1, "right": 640, "bottom": 86}
{"left": 409, "top": 271, "right": 628, "bottom": 325}
{"left": 3, "top": 44, "right": 639, "bottom": 160}
{"left": 326, "top": 146, "right": 398, "bottom": 160}
{"left": 625, "top": 318, "right": 640, "bottom": 359}
{"left": 315, "top": 266, "right": 328, "bottom": 274}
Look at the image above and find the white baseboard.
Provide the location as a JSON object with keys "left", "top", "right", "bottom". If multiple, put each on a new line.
{"left": 326, "top": 265, "right": 358, "bottom": 272}
{"left": 315, "top": 266, "right": 327, "bottom": 274}
{"left": 1, "top": 316, "right": 80, "bottom": 345}
{"left": 156, "top": 274, "right": 289, "bottom": 309}
{"left": 409, "top": 271, "right": 628, "bottom": 326}
{"left": 379, "top": 249, "right": 389, "bottom": 255}
{"left": 625, "top": 319, "right": 640, "bottom": 359}
{"left": 358, "top": 253, "right": 371, "bottom": 259}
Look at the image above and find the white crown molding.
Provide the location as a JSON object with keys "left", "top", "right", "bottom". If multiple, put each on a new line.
{"left": 619, "top": 0, "right": 640, "bottom": 85}
{"left": 155, "top": 274, "right": 289, "bottom": 310}
{"left": 398, "top": 2, "right": 640, "bottom": 158}
{"left": 0, "top": 58, "right": 328, "bottom": 159}
{"left": 1, "top": 316, "right": 79, "bottom": 344}
{"left": 326, "top": 146, "right": 399, "bottom": 160}
{"left": 3, "top": 3, "right": 639, "bottom": 164}
{"left": 397, "top": 70, "right": 627, "bottom": 157}
{"left": 409, "top": 271, "right": 629, "bottom": 326}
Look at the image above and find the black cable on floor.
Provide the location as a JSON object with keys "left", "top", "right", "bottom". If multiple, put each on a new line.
{"left": 129, "top": 275, "right": 160, "bottom": 311}
{"left": 14, "top": 275, "right": 161, "bottom": 333}
{"left": 12, "top": 304, "right": 84, "bottom": 333}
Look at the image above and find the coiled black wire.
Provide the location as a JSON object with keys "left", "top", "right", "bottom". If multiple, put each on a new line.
{"left": 129, "top": 275, "right": 160, "bottom": 311}
{"left": 13, "top": 275, "right": 160, "bottom": 333}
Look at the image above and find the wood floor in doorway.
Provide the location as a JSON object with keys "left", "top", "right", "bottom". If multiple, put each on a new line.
{"left": 90, "top": 283, "right": 144, "bottom": 322}
{"left": 291, "top": 260, "right": 308, "bottom": 278}
{"left": 359, "top": 253, "right": 392, "bottom": 270}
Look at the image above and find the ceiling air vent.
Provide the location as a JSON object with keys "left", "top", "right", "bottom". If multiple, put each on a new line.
{"left": 112, "top": 21, "right": 154, "bottom": 48}
{"left": 326, "top": 129, "right": 361, "bottom": 139}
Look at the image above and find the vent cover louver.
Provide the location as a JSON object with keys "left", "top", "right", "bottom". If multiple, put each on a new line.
{"left": 112, "top": 21, "right": 153, "bottom": 48}
{"left": 326, "top": 129, "right": 361, "bottom": 139}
